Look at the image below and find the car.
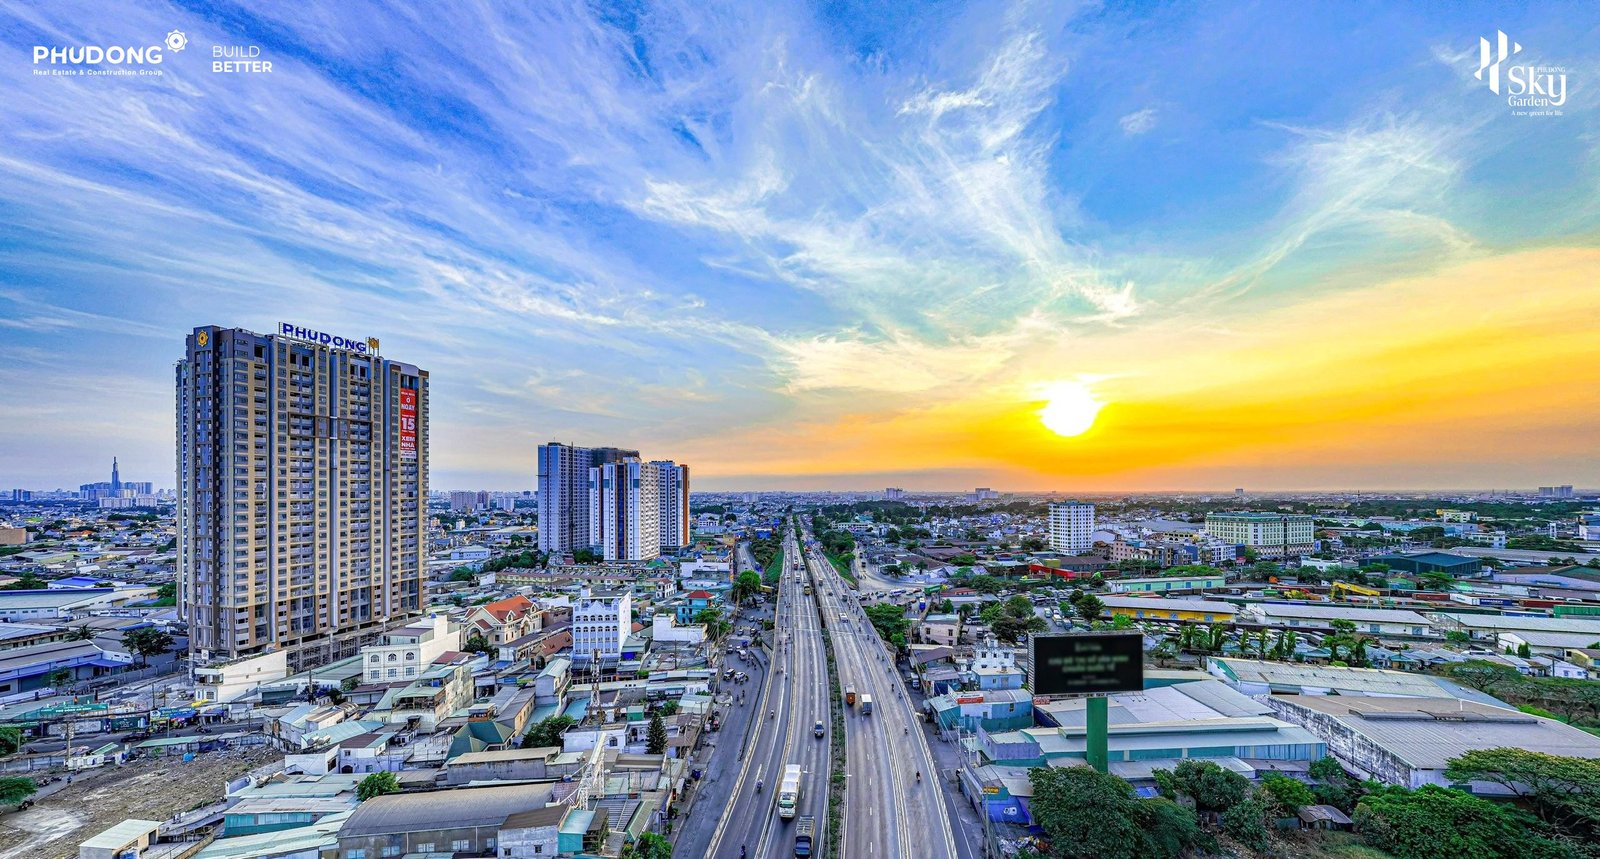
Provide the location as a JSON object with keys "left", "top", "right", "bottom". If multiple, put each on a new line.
{"left": 813, "top": 720, "right": 825, "bottom": 737}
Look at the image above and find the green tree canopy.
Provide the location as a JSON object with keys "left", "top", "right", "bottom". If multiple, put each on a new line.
{"left": 121, "top": 626, "right": 173, "bottom": 666}
{"left": 1443, "top": 748, "right": 1600, "bottom": 840}
{"left": 646, "top": 711, "right": 669, "bottom": 755}
{"left": 1152, "top": 759, "right": 1250, "bottom": 815}
{"left": 522, "top": 714, "right": 576, "bottom": 749}
{"left": 1354, "top": 784, "right": 1572, "bottom": 859}
{"left": 356, "top": 771, "right": 400, "bottom": 801}
{"left": 620, "top": 831, "right": 673, "bottom": 859}
{"left": 1028, "top": 767, "right": 1207, "bottom": 859}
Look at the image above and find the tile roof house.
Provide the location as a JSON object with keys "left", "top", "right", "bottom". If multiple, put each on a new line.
{"left": 468, "top": 595, "right": 540, "bottom": 645}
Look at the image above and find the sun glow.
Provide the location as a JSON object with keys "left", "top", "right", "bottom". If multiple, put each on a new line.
{"left": 1038, "top": 381, "right": 1103, "bottom": 438}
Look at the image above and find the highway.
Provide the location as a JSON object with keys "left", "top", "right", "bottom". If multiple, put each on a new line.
{"left": 804, "top": 522, "right": 958, "bottom": 859}
{"left": 705, "top": 526, "right": 833, "bottom": 859}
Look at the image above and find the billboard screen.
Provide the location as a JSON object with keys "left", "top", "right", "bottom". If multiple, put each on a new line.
{"left": 399, "top": 387, "right": 417, "bottom": 461}
{"left": 1029, "top": 633, "right": 1144, "bottom": 696}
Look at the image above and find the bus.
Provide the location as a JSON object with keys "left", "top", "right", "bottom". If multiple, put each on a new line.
{"left": 778, "top": 763, "right": 802, "bottom": 819}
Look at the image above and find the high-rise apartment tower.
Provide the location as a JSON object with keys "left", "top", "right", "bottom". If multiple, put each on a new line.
{"left": 177, "top": 324, "right": 427, "bottom": 660}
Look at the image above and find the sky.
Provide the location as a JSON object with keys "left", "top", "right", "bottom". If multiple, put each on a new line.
{"left": 1, "top": 1, "right": 1597, "bottom": 492}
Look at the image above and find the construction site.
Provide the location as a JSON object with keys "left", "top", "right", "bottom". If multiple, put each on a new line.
{"left": 0, "top": 744, "right": 278, "bottom": 859}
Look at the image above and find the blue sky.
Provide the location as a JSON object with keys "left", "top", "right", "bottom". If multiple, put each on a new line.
{"left": 1, "top": 1, "right": 1596, "bottom": 491}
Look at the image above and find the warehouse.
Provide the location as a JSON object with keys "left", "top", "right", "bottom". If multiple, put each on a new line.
{"left": 1244, "top": 603, "right": 1434, "bottom": 637}
{"left": 1370, "top": 551, "right": 1481, "bottom": 577}
{"left": 1267, "top": 695, "right": 1600, "bottom": 791}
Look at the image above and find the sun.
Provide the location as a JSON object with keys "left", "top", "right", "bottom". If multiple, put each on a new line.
{"left": 1038, "top": 381, "right": 1103, "bottom": 438}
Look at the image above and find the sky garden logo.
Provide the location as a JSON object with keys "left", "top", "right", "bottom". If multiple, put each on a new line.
{"left": 31, "top": 31, "right": 185, "bottom": 77}
{"left": 1476, "top": 30, "right": 1567, "bottom": 116}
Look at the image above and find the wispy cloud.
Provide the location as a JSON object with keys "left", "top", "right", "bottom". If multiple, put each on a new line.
{"left": 0, "top": 0, "right": 1592, "bottom": 488}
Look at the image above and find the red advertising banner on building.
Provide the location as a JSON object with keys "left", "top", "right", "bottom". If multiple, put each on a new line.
{"left": 399, "top": 388, "right": 417, "bottom": 460}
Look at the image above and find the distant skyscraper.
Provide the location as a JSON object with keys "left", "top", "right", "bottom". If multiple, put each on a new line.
{"left": 654, "top": 461, "right": 690, "bottom": 550}
{"left": 111, "top": 457, "right": 121, "bottom": 494}
{"left": 177, "top": 324, "right": 428, "bottom": 661}
{"left": 1048, "top": 502, "right": 1095, "bottom": 554}
{"left": 537, "top": 443, "right": 637, "bottom": 554}
{"left": 590, "top": 457, "right": 661, "bottom": 561}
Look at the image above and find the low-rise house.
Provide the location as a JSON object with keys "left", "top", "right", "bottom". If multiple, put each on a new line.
{"left": 467, "top": 595, "right": 540, "bottom": 646}
{"left": 360, "top": 614, "right": 461, "bottom": 685}
{"left": 445, "top": 745, "right": 562, "bottom": 785}
{"left": 192, "top": 650, "right": 289, "bottom": 704}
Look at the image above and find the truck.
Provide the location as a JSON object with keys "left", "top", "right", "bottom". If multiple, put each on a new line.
{"left": 794, "top": 815, "right": 815, "bottom": 856}
{"left": 778, "top": 763, "right": 802, "bottom": 819}
{"left": 844, "top": 685, "right": 857, "bottom": 706}
{"left": 859, "top": 693, "right": 874, "bottom": 716}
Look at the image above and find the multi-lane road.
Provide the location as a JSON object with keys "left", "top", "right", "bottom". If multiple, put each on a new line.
{"left": 803, "top": 524, "right": 958, "bottom": 859}
{"left": 693, "top": 520, "right": 961, "bottom": 858}
{"left": 705, "top": 528, "right": 833, "bottom": 859}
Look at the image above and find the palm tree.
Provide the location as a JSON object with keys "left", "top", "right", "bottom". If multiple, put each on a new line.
{"left": 1204, "top": 625, "right": 1228, "bottom": 653}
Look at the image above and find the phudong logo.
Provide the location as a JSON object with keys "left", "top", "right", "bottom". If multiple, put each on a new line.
{"left": 1475, "top": 30, "right": 1567, "bottom": 113}
{"left": 31, "top": 31, "right": 185, "bottom": 73}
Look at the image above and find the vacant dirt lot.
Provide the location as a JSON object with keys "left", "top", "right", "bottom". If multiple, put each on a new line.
{"left": 0, "top": 746, "right": 279, "bottom": 859}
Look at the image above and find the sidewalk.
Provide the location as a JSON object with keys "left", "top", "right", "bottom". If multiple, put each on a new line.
{"left": 670, "top": 603, "right": 770, "bottom": 856}
{"left": 911, "top": 683, "right": 989, "bottom": 859}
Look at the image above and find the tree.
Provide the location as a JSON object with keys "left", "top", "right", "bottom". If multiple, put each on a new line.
{"left": 864, "top": 603, "right": 910, "bottom": 645}
{"left": 463, "top": 633, "right": 492, "bottom": 654}
{"left": 66, "top": 624, "right": 95, "bottom": 641}
{"left": 646, "top": 712, "right": 669, "bottom": 755}
{"left": 44, "top": 668, "right": 73, "bottom": 691}
{"left": 1442, "top": 660, "right": 1526, "bottom": 698}
{"left": 0, "top": 727, "right": 23, "bottom": 757}
{"left": 1443, "top": 748, "right": 1600, "bottom": 840}
{"left": 356, "top": 771, "right": 400, "bottom": 801}
{"left": 694, "top": 608, "right": 730, "bottom": 641}
{"left": 1269, "top": 629, "right": 1299, "bottom": 661}
{"left": 121, "top": 626, "right": 173, "bottom": 666}
{"left": 1258, "top": 771, "right": 1315, "bottom": 813}
{"left": 1354, "top": 784, "right": 1566, "bottom": 859}
{"left": 731, "top": 570, "right": 762, "bottom": 606}
{"left": 522, "top": 714, "right": 576, "bottom": 749}
{"left": 1074, "top": 594, "right": 1105, "bottom": 624}
{"left": 449, "top": 568, "right": 476, "bottom": 582}
{"left": 572, "top": 548, "right": 603, "bottom": 564}
{"left": 621, "top": 831, "right": 673, "bottom": 859}
{"left": 1153, "top": 759, "right": 1249, "bottom": 816}
{"left": 1220, "top": 797, "right": 1271, "bottom": 852}
{"left": 1029, "top": 766, "right": 1204, "bottom": 859}
{"left": 1308, "top": 756, "right": 1365, "bottom": 813}
{"left": 0, "top": 777, "right": 37, "bottom": 806}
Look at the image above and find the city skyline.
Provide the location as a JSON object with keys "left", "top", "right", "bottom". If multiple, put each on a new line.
{"left": 3, "top": 2, "right": 1598, "bottom": 491}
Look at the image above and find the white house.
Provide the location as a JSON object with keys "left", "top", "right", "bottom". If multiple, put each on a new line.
{"left": 192, "top": 650, "right": 289, "bottom": 703}
{"left": 360, "top": 614, "right": 461, "bottom": 684}
{"left": 572, "top": 588, "right": 631, "bottom": 661}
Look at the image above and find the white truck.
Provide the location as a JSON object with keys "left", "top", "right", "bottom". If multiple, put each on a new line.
{"left": 777, "top": 763, "right": 802, "bottom": 819}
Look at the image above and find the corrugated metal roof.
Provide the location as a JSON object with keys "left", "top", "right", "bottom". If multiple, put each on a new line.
{"left": 1253, "top": 604, "right": 1431, "bottom": 625}
{"left": 339, "top": 784, "right": 558, "bottom": 838}
{"left": 1277, "top": 696, "right": 1600, "bottom": 769}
